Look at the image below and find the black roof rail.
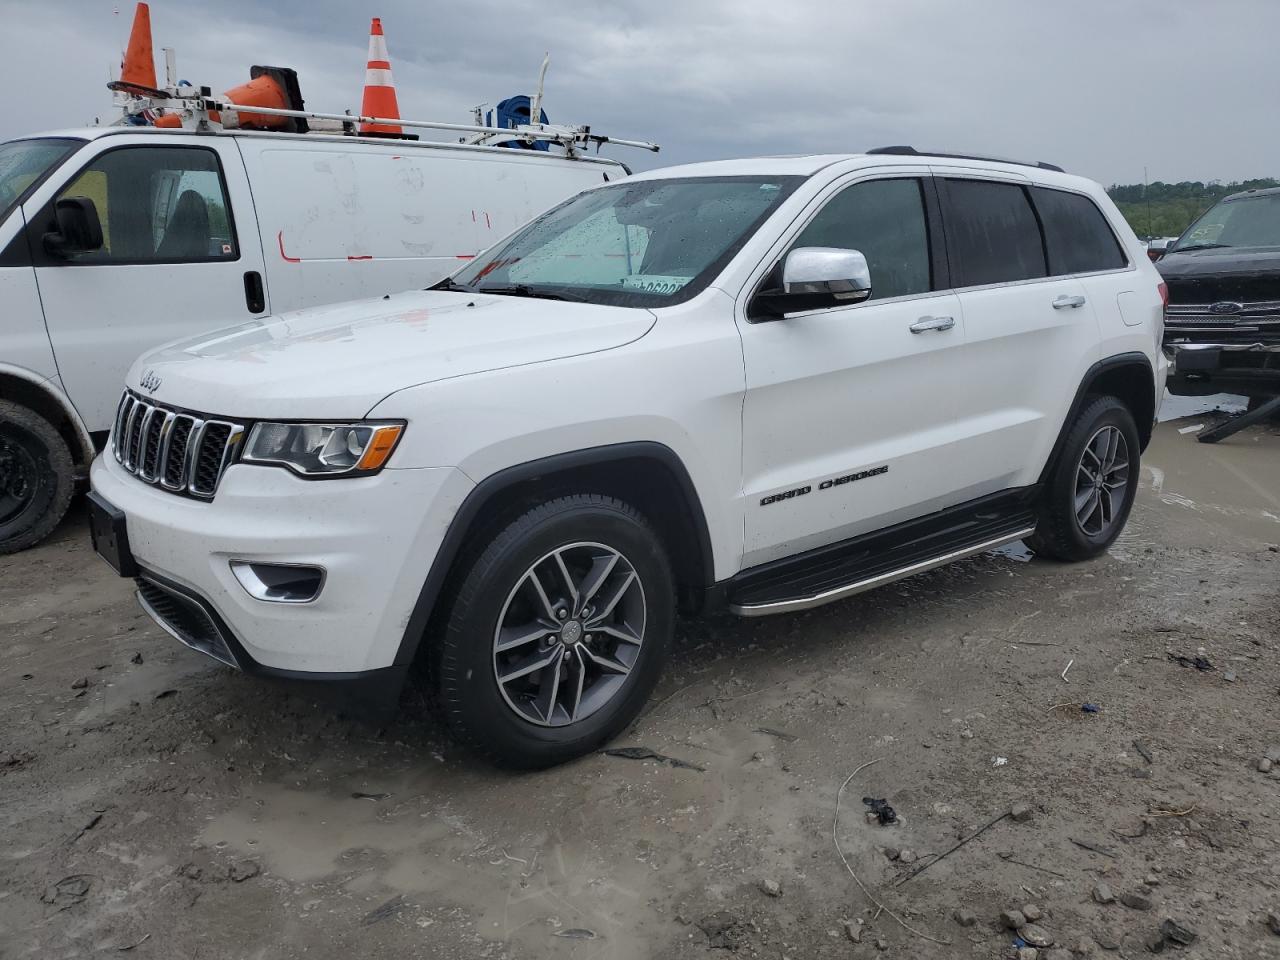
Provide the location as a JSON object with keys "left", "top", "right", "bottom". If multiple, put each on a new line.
{"left": 866, "top": 145, "right": 1065, "bottom": 174}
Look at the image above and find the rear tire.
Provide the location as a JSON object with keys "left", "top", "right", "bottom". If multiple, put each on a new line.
{"left": 431, "top": 494, "right": 674, "bottom": 769}
{"left": 0, "top": 401, "right": 75, "bottom": 555}
{"left": 1028, "top": 395, "right": 1140, "bottom": 562}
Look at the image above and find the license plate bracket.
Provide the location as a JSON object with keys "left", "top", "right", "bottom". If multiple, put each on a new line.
{"left": 87, "top": 490, "right": 138, "bottom": 577}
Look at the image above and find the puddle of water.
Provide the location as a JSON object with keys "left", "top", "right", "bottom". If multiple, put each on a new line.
{"left": 1158, "top": 390, "right": 1247, "bottom": 423}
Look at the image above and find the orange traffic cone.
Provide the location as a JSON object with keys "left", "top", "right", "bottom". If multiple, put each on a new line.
{"left": 118, "top": 2, "right": 157, "bottom": 92}
{"left": 359, "top": 18, "right": 402, "bottom": 135}
{"left": 154, "top": 66, "right": 307, "bottom": 132}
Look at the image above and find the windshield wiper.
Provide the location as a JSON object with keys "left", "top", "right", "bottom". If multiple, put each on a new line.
{"left": 1172, "top": 242, "right": 1233, "bottom": 253}
{"left": 431, "top": 277, "right": 475, "bottom": 292}
{"left": 474, "top": 284, "right": 590, "bottom": 303}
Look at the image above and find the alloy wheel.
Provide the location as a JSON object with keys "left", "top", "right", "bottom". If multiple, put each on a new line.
{"left": 492, "top": 541, "right": 646, "bottom": 727}
{"left": 1074, "top": 425, "right": 1129, "bottom": 537}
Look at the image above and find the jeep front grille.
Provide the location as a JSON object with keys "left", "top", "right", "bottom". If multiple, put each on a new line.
{"left": 111, "top": 391, "right": 244, "bottom": 500}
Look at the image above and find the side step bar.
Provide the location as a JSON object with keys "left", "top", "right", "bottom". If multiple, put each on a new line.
{"left": 729, "top": 526, "right": 1034, "bottom": 616}
{"left": 725, "top": 490, "right": 1038, "bottom": 617}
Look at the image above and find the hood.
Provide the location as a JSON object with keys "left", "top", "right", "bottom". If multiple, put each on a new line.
{"left": 1157, "top": 247, "right": 1280, "bottom": 305}
{"left": 127, "top": 291, "right": 656, "bottom": 419}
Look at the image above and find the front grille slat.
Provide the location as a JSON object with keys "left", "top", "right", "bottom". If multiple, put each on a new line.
{"left": 110, "top": 389, "right": 243, "bottom": 501}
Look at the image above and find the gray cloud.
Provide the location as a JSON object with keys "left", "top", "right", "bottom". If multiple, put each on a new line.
{"left": 1, "top": 0, "right": 1276, "bottom": 185}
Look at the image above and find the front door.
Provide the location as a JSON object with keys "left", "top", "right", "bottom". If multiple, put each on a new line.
{"left": 737, "top": 174, "right": 967, "bottom": 568}
{"left": 28, "top": 138, "right": 268, "bottom": 431}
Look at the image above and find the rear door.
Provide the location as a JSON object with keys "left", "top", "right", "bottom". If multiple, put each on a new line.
{"left": 28, "top": 138, "right": 267, "bottom": 431}
{"left": 737, "top": 171, "right": 967, "bottom": 567}
{"left": 934, "top": 173, "right": 1101, "bottom": 497}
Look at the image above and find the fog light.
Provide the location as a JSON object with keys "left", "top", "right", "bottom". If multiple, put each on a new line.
{"left": 230, "top": 561, "right": 325, "bottom": 603}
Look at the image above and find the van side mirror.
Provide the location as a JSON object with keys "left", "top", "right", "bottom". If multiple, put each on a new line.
{"left": 752, "top": 247, "right": 872, "bottom": 318}
{"left": 43, "top": 197, "right": 104, "bottom": 259}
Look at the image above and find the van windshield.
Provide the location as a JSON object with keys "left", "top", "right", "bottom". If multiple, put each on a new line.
{"left": 446, "top": 176, "right": 802, "bottom": 308}
{"left": 0, "top": 138, "right": 83, "bottom": 223}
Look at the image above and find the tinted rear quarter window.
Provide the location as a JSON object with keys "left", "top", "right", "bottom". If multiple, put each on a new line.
{"left": 943, "top": 179, "right": 1046, "bottom": 287}
{"left": 1032, "top": 187, "right": 1127, "bottom": 274}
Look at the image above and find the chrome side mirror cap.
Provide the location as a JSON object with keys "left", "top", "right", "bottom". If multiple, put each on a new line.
{"left": 782, "top": 247, "right": 872, "bottom": 301}
{"left": 751, "top": 247, "right": 873, "bottom": 320}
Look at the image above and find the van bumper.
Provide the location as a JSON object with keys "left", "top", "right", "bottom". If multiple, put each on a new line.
{"left": 89, "top": 454, "right": 474, "bottom": 680}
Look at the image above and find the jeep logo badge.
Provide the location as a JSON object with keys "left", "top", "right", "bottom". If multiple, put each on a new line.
{"left": 139, "top": 370, "right": 163, "bottom": 394}
{"left": 1209, "top": 301, "right": 1243, "bottom": 316}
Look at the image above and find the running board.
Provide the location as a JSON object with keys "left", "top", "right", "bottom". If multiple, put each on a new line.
{"left": 727, "top": 492, "right": 1037, "bottom": 617}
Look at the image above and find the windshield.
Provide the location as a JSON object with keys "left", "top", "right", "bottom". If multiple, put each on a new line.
{"left": 1172, "top": 192, "right": 1280, "bottom": 251}
{"left": 0, "top": 138, "right": 83, "bottom": 224}
{"left": 448, "top": 175, "right": 803, "bottom": 307}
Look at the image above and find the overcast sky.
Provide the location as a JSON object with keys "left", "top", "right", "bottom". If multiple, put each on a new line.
{"left": 1, "top": 0, "right": 1276, "bottom": 187}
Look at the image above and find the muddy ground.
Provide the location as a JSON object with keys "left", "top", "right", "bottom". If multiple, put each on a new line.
{"left": 3, "top": 401, "right": 1279, "bottom": 960}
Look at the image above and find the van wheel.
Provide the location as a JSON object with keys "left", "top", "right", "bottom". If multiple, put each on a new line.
{"left": 1028, "top": 395, "right": 1140, "bottom": 562}
{"left": 0, "top": 401, "right": 75, "bottom": 555}
{"left": 433, "top": 494, "right": 673, "bottom": 769}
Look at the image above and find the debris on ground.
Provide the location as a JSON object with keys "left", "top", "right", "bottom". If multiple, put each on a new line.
{"left": 1070, "top": 837, "right": 1117, "bottom": 858}
{"left": 1159, "top": 918, "right": 1197, "bottom": 946}
{"left": 992, "top": 756, "right": 1009, "bottom": 767}
{"left": 1168, "top": 653, "right": 1213, "bottom": 671}
{"left": 1267, "top": 912, "right": 1280, "bottom": 937}
{"left": 68, "top": 812, "right": 103, "bottom": 844}
{"left": 897, "top": 848, "right": 918, "bottom": 864}
{"left": 1120, "top": 891, "right": 1153, "bottom": 911}
{"left": 116, "top": 932, "right": 151, "bottom": 951}
{"left": 41, "top": 875, "right": 92, "bottom": 908}
{"left": 351, "top": 792, "right": 391, "bottom": 801}
{"left": 861, "top": 796, "right": 897, "bottom": 825}
{"left": 2, "top": 750, "right": 36, "bottom": 770}
{"left": 1133, "top": 739, "right": 1154, "bottom": 763}
{"left": 1010, "top": 802, "right": 1035, "bottom": 822}
{"left": 758, "top": 877, "right": 782, "bottom": 897}
{"left": 1001, "top": 909, "right": 1027, "bottom": 929}
{"left": 843, "top": 919, "right": 864, "bottom": 942}
{"left": 361, "top": 895, "right": 404, "bottom": 926}
{"left": 1261, "top": 758, "right": 1274, "bottom": 773}
{"left": 697, "top": 911, "right": 750, "bottom": 950}
{"left": 953, "top": 909, "right": 976, "bottom": 927}
{"left": 1018, "top": 923, "right": 1052, "bottom": 947}
{"left": 602, "top": 746, "right": 705, "bottom": 771}
{"left": 1021, "top": 903, "right": 1043, "bottom": 922}
{"left": 129, "top": 652, "right": 143, "bottom": 664}
{"left": 552, "top": 928, "right": 598, "bottom": 940}
{"left": 227, "top": 860, "right": 260, "bottom": 883}
{"left": 1081, "top": 703, "right": 1101, "bottom": 714}
{"left": 71, "top": 677, "right": 88, "bottom": 690}
{"left": 753, "top": 726, "right": 797, "bottom": 742}
{"left": 1092, "top": 882, "right": 1116, "bottom": 904}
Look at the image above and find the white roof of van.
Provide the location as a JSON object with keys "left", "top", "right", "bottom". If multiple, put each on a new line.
{"left": 8, "top": 126, "right": 626, "bottom": 168}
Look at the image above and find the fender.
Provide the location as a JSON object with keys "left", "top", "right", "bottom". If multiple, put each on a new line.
{"left": 0, "top": 363, "right": 96, "bottom": 465}
{"left": 392, "top": 441, "right": 715, "bottom": 668}
{"left": 1038, "top": 351, "right": 1155, "bottom": 485}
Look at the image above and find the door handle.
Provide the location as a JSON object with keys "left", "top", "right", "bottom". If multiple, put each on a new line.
{"left": 909, "top": 315, "right": 955, "bottom": 334}
{"left": 1052, "top": 294, "right": 1087, "bottom": 309}
{"left": 243, "top": 271, "right": 265, "bottom": 314}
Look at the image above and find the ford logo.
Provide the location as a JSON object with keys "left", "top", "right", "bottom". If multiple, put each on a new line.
{"left": 139, "top": 370, "right": 163, "bottom": 394}
{"left": 1208, "top": 301, "right": 1243, "bottom": 315}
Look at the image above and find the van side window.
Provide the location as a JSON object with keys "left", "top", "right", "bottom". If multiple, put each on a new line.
{"left": 942, "top": 179, "right": 1046, "bottom": 287}
{"left": 791, "top": 178, "right": 932, "bottom": 300}
{"left": 53, "top": 147, "right": 237, "bottom": 264}
{"left": 1031, "top": 187, "right": 1128, "bottom": 275}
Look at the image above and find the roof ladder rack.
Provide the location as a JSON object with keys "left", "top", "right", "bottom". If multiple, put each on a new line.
{"left": 867, "top": 145, "right": 1064, "bottom": 173}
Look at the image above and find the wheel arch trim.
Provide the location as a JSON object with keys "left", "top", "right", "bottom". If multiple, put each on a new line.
{"left": 1038, "top": 351, "right": 1155, "bottom": 485}
{"left": 392, "top": 441, "right": 715, "bottom": 668}
{"left": 0, "top": 364, "right": 95, "bottom": 465}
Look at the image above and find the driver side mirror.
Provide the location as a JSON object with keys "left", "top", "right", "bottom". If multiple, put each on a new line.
{"left": 43, "top": 197, "right": 104, "bottom": 259}
{"left": 753, "top": 247, "right": 872, "bottom": 319}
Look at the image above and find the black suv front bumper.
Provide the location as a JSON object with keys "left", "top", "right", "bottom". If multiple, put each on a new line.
{"left": 1164, "top": 341, "right": 1280, "bottom": 397}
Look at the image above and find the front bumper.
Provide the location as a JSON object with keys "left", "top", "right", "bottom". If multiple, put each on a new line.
{"left": 90, "top": 453, "right": 474, "bottom": 676}
{"left": 1164, "top": 340, "right": 1280, "bottom": 396}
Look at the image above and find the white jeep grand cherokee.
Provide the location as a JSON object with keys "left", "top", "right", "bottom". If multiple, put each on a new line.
{"left": 89, "top": 148, "right": 1168, "bottom": 767}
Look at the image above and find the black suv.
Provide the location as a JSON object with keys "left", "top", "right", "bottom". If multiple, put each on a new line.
{"left": 1159, "top": 186, "right": 1280, "bottom": 400}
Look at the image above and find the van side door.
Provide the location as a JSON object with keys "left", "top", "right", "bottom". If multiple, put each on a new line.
{"left": 27, "top": 137, "right": 268, "bottom": 432}
{"left": 736, "top": 172, "right": 966, "bottom": 568}
{"left": 932, "top": 173, "right": 1101, "bottom": 497}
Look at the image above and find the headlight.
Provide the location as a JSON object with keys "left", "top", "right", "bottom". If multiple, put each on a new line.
{"left": 242, "top": 421, "right": 404, "bottom": 477}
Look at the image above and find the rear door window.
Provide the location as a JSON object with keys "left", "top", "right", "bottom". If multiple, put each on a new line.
{"left": 941, "top": 179, "right": 1046, "bottom": 287}
{"left": 1031, "top": 187, "right": 1127, "bottom": 275}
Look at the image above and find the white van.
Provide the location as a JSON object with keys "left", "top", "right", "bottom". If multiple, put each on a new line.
{"left": 0, "top": 127, "right": 627, "bottom": 552}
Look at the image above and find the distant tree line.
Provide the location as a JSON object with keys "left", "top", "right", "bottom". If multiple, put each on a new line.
{"left": 1106, "top": 178, "right": 1280, "bottom": 239}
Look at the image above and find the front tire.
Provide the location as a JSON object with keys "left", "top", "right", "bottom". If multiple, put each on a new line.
{"left": 0, "top": 401, "right": 75, "bottom": 555}
{"left": 432, "top": 494, "right": 674, "bottom": 769}
{"left": 1028, "top": 395, "right": 1140, "bottom": 562}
